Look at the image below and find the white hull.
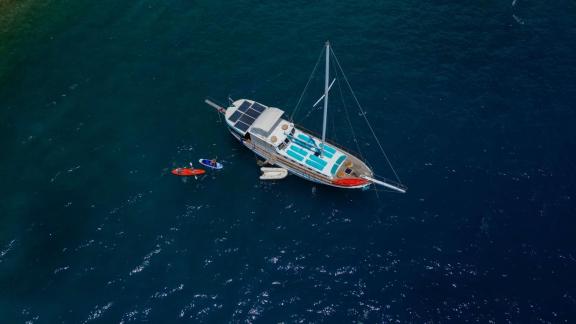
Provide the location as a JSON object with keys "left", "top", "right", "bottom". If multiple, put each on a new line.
{"left": 228, "top": 127, "right": 370, "bottom": 189}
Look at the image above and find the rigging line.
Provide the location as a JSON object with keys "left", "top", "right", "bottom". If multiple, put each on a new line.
{"left": 330, "top": 92, "right": 339, "bottom": 144}
{"left": 337, "top": 74, "right": 380, "bottom": 174}
{"left": 300, "top": 102, "right": 322, "bottom": 121}
{"left": 302, "top": 79, "right": 335, "bottom": 121}
{"left": 330, "top": 47, "right": 402, "bottom": 184}
{"left": 336, "top": 75, "right": 377, "bottom": 182}
{"left": 290, "top": 47, "right": 325, "bottom": 122}
{"left": 335, "top": 69, "right": 364, "bottom": 162}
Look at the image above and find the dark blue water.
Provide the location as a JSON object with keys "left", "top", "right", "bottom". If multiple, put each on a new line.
{"left": 1, "top": 0, "right": 575, "bottom": 322}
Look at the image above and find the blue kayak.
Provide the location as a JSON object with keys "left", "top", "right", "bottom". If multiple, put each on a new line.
{"left": 198, "top": 159, "right": 223, "bottom": 170}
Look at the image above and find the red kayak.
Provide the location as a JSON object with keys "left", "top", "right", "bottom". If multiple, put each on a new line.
{"left": 332, "top": 177, "right": 369, "bottom": 187}
{"left": 171, "top": 168, "right": 206, "bottom": 176}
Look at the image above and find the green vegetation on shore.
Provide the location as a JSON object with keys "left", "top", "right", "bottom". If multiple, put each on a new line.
{"left": 0, "top": 0, "right": 81, "bottom": 86}
{"left": 0, "top": 0, "right": 37, "bottom": 32}
{"left": 0, "top": 0, "right": 42, "bottom": 82}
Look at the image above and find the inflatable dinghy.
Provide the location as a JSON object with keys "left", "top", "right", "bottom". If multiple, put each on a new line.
{"left": 260, "top": 167, "right": 288, "bottom": 180}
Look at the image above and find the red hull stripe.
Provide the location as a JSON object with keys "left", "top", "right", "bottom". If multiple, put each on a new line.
{"left": 331, "top": 178, "right": 369, "bottom": 187}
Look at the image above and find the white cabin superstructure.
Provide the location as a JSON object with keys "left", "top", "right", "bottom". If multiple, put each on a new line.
{"left": 225, "top": 99, "right": 374, "bottom": 188}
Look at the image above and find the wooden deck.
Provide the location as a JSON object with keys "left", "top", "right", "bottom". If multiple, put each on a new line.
{"left": 334, "top": 153, "right": 373, "bottom": 180}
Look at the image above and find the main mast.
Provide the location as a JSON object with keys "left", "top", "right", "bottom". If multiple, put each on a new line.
{"left": 320, "top": 41, "right": 330, "bottom": 157}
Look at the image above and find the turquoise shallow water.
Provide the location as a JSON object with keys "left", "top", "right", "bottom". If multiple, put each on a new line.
{"left": 1, "top": 0, "right": 576, "bottom": 322}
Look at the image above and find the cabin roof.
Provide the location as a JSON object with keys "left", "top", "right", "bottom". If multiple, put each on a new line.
{"left": 250, "top": 108, "right": 284, "bottom": 135}
{"left": 227, "top": 99, "right": 287, "bottom": 137}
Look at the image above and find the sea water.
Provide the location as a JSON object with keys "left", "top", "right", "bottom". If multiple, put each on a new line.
{"left": 1, "top": 0, "right": 575, "bottom": 322}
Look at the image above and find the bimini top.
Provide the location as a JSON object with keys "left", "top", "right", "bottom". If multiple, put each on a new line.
{"left": 251, "top": 108, "right": 283, "bottom": 134}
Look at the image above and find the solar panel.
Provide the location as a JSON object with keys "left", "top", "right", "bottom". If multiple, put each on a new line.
{"left": 251, "top": 102, "right": 266, "bottom": 113}
{"left": 244, "top": 108, "right": 262, "bottom": 119}
{"left": 239, "top": 114, "right": 255, "bottom": 125}
{"left": 238, "top": 101, "right": 251, "bottom": 113}
{"left": 235, "top": 121, "right": 250, "bottom": 132}
{"left": 230, "top": 101, "right": 269, "bottom": 133}
{"left": 229, "top": 110, "right": 242, "bottom": 123}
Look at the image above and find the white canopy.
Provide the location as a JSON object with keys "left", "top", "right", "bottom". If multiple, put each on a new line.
{"left": 250, "top": 107, "right": 284, "bottom": 135}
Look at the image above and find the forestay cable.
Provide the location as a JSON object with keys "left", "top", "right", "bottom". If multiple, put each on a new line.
{"left": 330, "top": 47, "right": 403, "bottom": 184}
{"left": 335, "top": 69, "right": 364, "bottom": 162}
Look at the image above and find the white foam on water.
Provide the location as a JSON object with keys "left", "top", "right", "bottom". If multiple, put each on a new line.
{"left": 119, "top": 307, "right": 152, "bottom": 324}
{"left": 53, "top": 266, "right": 70, "bottom": 274}
{"left": 513, "top": 14, "right": 525, "bottom": 25}
{"left": 150, "top": 284, "right": 184, "bottom": 299}
{"left": 50, "top": 171, "right": 61, "bottom": 183}
{"left": 129, "top": 245, "right": 161, "bottom": 276}
{"left": 109, "top": 192, "right": 145, "bottom": 215}
{"left": 0, "top": 239, "right": 16, "bottom": 261}
{"left": 24, "top": 316, "right": 39, "bottom": 324}
{"left": 178, "top": 294, "right": 222, "bottom": 320}
{"left": 22, "top": 308, "right": 39, "bottom": 324}
{"left": 118, "top": 310, "right": 139, "bottom": 324}
{"left": 67, "top": 165, "right": 81, "bottom": 173}
{"left": 75, "top": 239, "right": 95, "bottom": 251}
{"left": 332, "top": 265, "right": 357, "bottom": 277}
{"left": 83, "top": 302, "right": 113, "bottom": 323}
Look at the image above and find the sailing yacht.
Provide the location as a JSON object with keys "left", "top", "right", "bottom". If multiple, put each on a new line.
{"left": 205, "top": 42, "right": 406, "bottom": 192}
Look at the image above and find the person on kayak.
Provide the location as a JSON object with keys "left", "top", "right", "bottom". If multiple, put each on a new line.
{"left": 211, "top": 159, "right": 217, "bottom": 167}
